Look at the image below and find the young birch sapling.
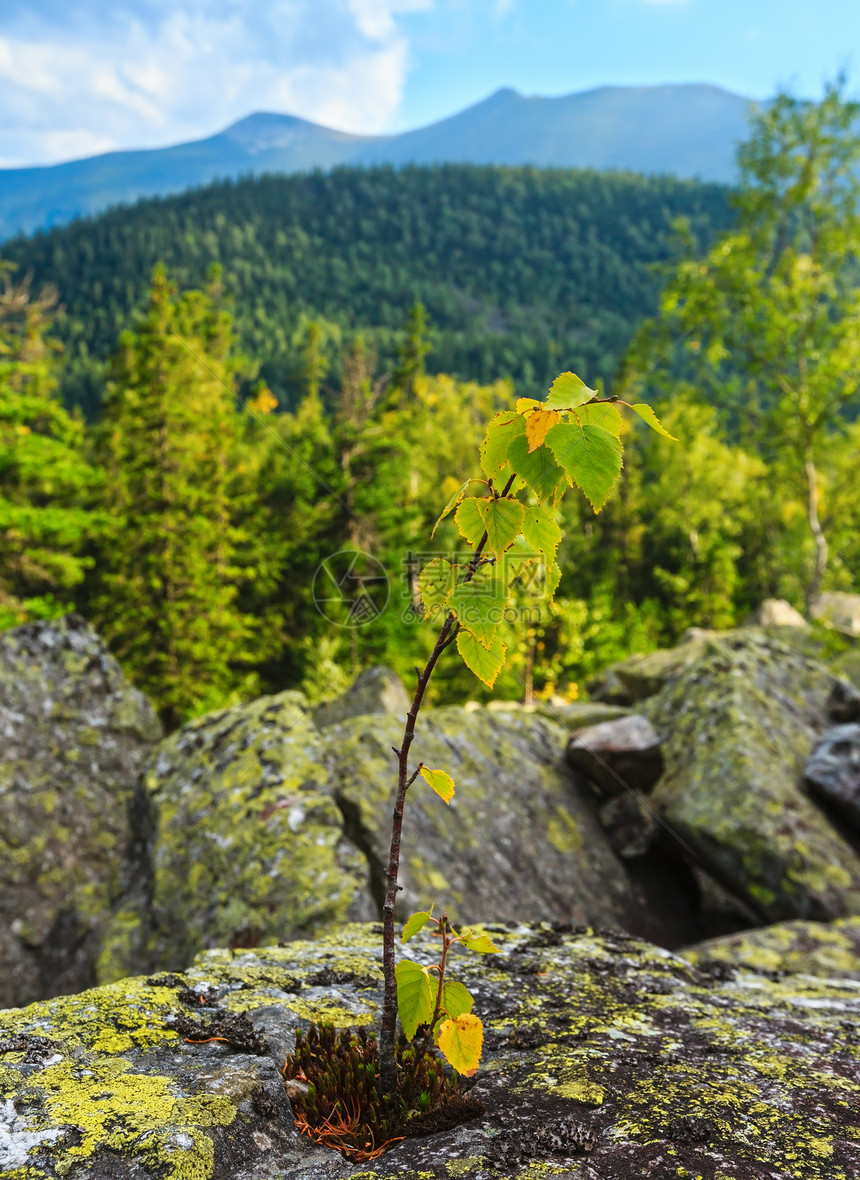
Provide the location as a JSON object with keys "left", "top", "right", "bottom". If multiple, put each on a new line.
{"left": 378, "top": 372, "right": 676, "bottom": 1091}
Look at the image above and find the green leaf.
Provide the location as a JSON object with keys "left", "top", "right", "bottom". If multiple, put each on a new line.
{"left": 431, "top": 479, "right": 475, "bottom": 538}
{"left": 441, "top": 980, "right": 474, "bottom": 1020}
{"left": 462, "top": 932, "right": 502, "bottom": 954}
{"left": 546, "top": 560, "right": 562, "bottom": 598}
{"left": 477, "top": 496, "right": 525, "bottom": 559}
{"left": 544, "top": 371, "right": 597, "bottom": 412}
{"left": 419, "top": 766, "right": 455, "bottom": 804}
{"left": 396, "top": 959, "right": 434, "bottom": 1040}
{"left": 454, "top": 497, "right": 488, "bottom": 547}
{"left": 448, "top": 568, "right": 507, "bottom": 649}
{"left": 631, "top": 402, "right": 678, "bottom": 441}
{"left": 521, "top": 504, "right": 561, "bottom": 567}
{"left": 401, "top": 910, "right": 433, "bottom": 943}
{"left": 436, "top": 1013, "right": 483, "bottom": 1076}
{"left": 545, "top": 421, "right": 623, "bottom": 513}
{"left": 479, "top": 412, "right": 525, "bottom": 480}
{"left": 418, "top": 558, "right": 458, "bottom": 618}
{"left": 573, "top": 402, "right": 624, "bottom": 438}
{"left": 506, "top": 434, "right": 567, "bottom": 503}
{"left": 456, "top": 628, "right": 507, "bottom": 688}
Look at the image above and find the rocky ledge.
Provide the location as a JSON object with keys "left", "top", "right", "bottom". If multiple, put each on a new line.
{"left": 2, "top": 921, "right": 860, "bottom": 1180}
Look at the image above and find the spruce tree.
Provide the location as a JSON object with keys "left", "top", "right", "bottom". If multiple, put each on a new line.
{"left": 0, "top": 264, "right": 98, "bottom": 629}
{"left": 92, "top": 265, "right": 256, "bottom": 727}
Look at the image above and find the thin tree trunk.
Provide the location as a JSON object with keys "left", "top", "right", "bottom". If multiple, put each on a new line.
{"left": 378, "top": 473, "right": 515, "bottom": 1093}
{"left": 804, "top": 447, "right": 828, "bottom": 617}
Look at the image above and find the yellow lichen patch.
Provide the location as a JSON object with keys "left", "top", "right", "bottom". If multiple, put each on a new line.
{"left": 0, "top": 976, "right": 179, "bottom": 1055}
{"left": 553, "top": 1078, "right": 605, "bottom": 1105}
{"left": 35, "top": 1058, "right": 235, "bottom": 1179}
{"left": 445, "top": 1157, "right": 485, "bottom": 1175}
{"left": 546, "top": 808, "right": 584, "bottom": 854}
{"left": 286, "top": 997, "right": 374, "bottom": 1027}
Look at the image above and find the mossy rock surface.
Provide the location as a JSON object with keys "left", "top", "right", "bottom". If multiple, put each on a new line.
{"left": 114, "top": 691, "right": 372, "bottom": 978}
{"left": 2, "top": 922, "right": 860, "bottom": 1178}
{"left": 588, "top": 624, "right": 836, "bottom": 705}
{"left": 0, "top": 614, "right": 161, "bottom": 1008}
{"left": 684, "top": 915, "right": 860, "bottom": 978}
{"left": 328, "top": 705, "right": 644, "bottom": 933}
{"left": 648, "top": 630, "right": 860, "bottom": 923}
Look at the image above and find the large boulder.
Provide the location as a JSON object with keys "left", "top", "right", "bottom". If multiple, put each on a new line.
{"left": 683, "top": 915, "right": 860, "bottom": 979}
{"left": 326, "top": 704, "right": 681, "bottom": 942}
{"left": 588, "top": 624, "right": 834, "bottom": 706}
{"left": 2, "top": 923, "right": 860, "bottom": 1179}
{"left": 647, "top": 631, "right": 860, "bottom": 923}
{"left": 0, "top": 615, "right": 161, "bottom": 1008}
{"left": 586, "top": 636, "right": 710, "bottom": 704}
{"left": 312, "top": 666, "right": 409, "bottom": 729}
{"left": 113, "top": 691, "right": 372, "bottom": 978}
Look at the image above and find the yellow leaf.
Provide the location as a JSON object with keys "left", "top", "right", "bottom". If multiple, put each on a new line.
{"left": 516, "top": 397, "right": 542, "bottom": 415}
{"left": 419, "top": 766, "right": 455, "bottom": 804}
{"left": 436, "top": 1013, "right": 484, "bottom": 1076}
{"left": 525, "top": 409, "right": 561, "bottom": 452}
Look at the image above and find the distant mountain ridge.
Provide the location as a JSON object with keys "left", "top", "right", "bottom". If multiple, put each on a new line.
{"left": 0, "top": 83, "right": 751, "bottom": 240}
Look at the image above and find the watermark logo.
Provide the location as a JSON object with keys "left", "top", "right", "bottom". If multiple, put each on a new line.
{"left": 313, "top": 549, "right": 390, "bottom": 627}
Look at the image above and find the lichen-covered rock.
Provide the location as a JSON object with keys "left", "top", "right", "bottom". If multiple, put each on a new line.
{"left": 327, "top": 705, "right": 651, "bottom": 934}
{"left": 3, "top": 923, "right": 860, "bottom": 1179}
{"left": 648, "top": 630, "right": 860, "bottom": 923}
{"left": 566, "top": 714, "right": 664, "bottom": 798}
{"left": 312, "top": 667, "right": 409, "bottom": 729}
{"left": 0, "top": 614, "right": 162, "bottom": 1008}
{"left": 112, "top": 692, "right": 371, "bottom": 978}
{"left": 832, "top": 648, "right": 860, "bottom": 690}
{"left": 586, "top": 637, "right": 710, "bottom": 704}
{"left": 683, "top": 915, "right": 860, "bottom": 979}
{"left": 587, "top": 624, "right": 834, "bottom": 706}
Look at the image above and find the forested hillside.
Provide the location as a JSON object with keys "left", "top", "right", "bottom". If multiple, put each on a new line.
{"left": 3, "top": 165, "right": 734, "bottom": 416}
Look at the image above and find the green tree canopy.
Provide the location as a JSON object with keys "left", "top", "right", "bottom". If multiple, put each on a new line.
{"left": 91, "top": 264, "right": 258, "bottom": 727}
{"left": 637, "top": 78, "right": 860, "bottom": 612}
{"left": 0, "top": 264, "right": 99, "bottom": 629}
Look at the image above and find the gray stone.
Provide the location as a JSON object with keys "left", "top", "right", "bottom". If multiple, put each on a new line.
{"left": 828, "top": 677, "right": 860, "bottom": 723}
{"left": 812, "top": 591, "right": 860, "bottom": 638}
{"left": 1, "top": 923, "right": 859, "bottom": 1179}
{"left": 312, "top": 666, "right": 409, "bottom": 728}
{"left": 804, "top": 723, "right": 860, "bottom": 831}
{"left": 647, "top": 630, "right": 860, "bottom": 923}
{"left": 597, "top": 793, "right": 658, "bottom": 859}
{"left": 0, "top": 614, "right": 161, "bottom": 1007}
{"left": 747, "top": 599, "right": 808, "bottom": 628}
{"left": 566, "top": 714, "right": 664, "bottom": 798}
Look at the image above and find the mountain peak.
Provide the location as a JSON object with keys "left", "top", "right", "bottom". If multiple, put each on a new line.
{"left": 0, "top": 82, "right": 750, "bottom": 240}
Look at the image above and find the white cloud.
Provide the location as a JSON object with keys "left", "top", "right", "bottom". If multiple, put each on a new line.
{"left": 0, "top": 1, "right": 432, "bottom": 167}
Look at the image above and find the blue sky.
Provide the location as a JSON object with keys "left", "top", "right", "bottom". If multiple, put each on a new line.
{"left": 0, "top": 0, "right": 858, "bottom": 167}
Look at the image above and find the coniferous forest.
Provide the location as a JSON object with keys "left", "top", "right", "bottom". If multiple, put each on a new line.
{"left": 3, "top": 92, "right": 860, "bottom": 729}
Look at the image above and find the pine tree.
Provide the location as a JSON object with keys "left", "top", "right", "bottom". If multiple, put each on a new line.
{"left": 0, "top": 264, "right": 99, "bottom": 629}
{"left": 390, "top": 303, "right": 429, "bottom": 402}
{"left": 92, "top": 265, "right": 256, "bottom": 727}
